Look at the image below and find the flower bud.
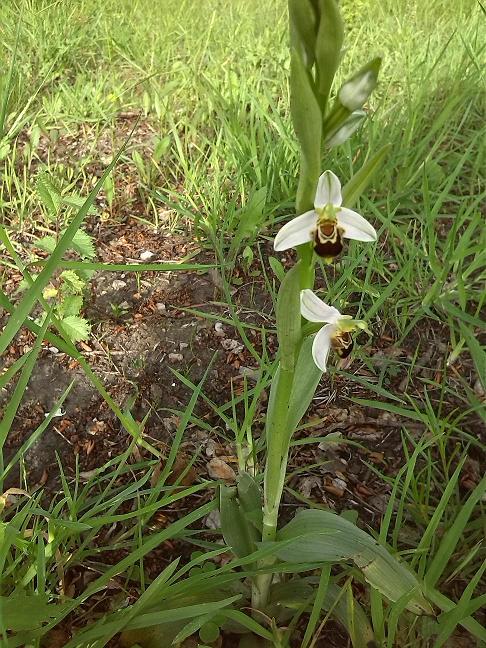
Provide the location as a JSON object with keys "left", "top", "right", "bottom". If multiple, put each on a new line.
{"left": 338, "top": 57, "right": 381, "bottom": 111}
{"left": 325, "top": 109, "right": 366, "bottom": 148}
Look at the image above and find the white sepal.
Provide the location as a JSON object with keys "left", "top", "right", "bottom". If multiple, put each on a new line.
{"left": 300, "top": 289, "right": 342, "bottom": 324}
{"left": 273, "top": 210, "right": 316, "bottom": 252}
{"left": 314, "top": 170, "right": 342, "bottom": 209}
{"left": 338, "top": 207, "right": 377, "bottom": 242}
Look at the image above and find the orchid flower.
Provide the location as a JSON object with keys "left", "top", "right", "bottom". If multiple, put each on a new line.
{"left": 274, "top": 170, "right": 377, "bottom": 261}
{"left": 301, "top": 289, "right": 369, "bottom": 372}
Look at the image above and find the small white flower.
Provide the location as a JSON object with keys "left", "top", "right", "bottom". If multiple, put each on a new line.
{"left": 300, "top": 289, "right": 369, "bottom": 372}
{"left": 274, "top": 171, "right": 377, "bottom": 261}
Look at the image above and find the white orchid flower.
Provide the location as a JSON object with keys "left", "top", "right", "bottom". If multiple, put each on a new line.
{"left": 274, "top": 170, "right": 377, "bottom": 261}
{"left": 301, "top": 289, "right": 369, "bottom": 372}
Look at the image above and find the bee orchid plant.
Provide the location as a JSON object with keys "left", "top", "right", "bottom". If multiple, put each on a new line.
{"left": 217, "top": 0, "right": 433, "bottom": 642}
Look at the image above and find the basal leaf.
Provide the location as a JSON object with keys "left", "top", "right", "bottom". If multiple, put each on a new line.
{"left": 277, "top": 509, "right": 433, "bottom": 616}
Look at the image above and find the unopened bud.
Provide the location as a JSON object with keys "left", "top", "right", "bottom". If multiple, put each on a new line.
{"left": 325, "top": 110, "right": 366, "bottom": 148}
{"left": 338, "top": 58, "right": 381, "bottom": 111}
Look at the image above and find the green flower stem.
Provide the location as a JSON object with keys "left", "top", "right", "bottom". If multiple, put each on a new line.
{"left": 297, "top": 244, "right": 315, "bottom": 290}
{"left": 296, "top": 156, "right": 318, "bottom": 291}
{"left": 252, "top": 171, "right": 317, "bottom": 612}
{"left": 252, "top": 365, "right": 295, "bottom": 611}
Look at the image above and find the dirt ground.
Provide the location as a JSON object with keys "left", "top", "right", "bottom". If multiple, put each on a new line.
{"left": 1, "top": 118, "right": 484, "bottom": 647}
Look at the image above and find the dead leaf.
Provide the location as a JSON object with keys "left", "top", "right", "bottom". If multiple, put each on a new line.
{"left": 207, "top": 457, "right": 236, "bottom": 481}
{"left": 151, "top": 454, "right": 198, "bottom": 488}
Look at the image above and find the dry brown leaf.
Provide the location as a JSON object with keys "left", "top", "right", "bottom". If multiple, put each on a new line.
{"left": 207, "top": 457, "right": 236, "bottom": 481}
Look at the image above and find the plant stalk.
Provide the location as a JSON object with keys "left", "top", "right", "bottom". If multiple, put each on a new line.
{"left": 251, "top": 366, "right": 294, "bottom": 611}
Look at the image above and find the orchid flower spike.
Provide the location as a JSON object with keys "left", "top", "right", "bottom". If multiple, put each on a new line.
{"left": 274, "top": 170, "right": 377, "bottom": 261}
{"left": 301, "top": 289, "right": 370, "bottom": 372}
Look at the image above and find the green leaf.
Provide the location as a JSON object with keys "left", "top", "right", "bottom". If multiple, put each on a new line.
{"left": 219, "top": 485, "right": 256, "bottom": 558}
{"left": 324, "top": 582, "right": 375, "bottom": 648}
{"left": 276, "top": 263, "right": 302, "bottom": 371}
{"left": 459, "top": 320, "right": 485, "bottom": 390}
{"left": 0, "top": 594, "right": 67, "bottom": 631}
{"left": 59, "top": 270, "right": 86, "bottom": 293}
{"left": 236, "top": 187, "right": 267, "bottom": 239}
{"left": 314, "top": 0, "right": 344, "bottom": 108}
{"left": 289, "top": 0, "right": 318, "bottom": 68}
{"left": 287, "top": 335, "right": 322, "bottom": 435}
{"left": 276, "top": 509, "right": 433, "bottom": 615}
{"left": 153, "top": 135, "right": 171, "bottom": 162}
{"left": 60, "top": 315, "right": 91, "bottom": 342}
{"left": 199, "top": 621, "right": 220, "bottom": 643}
{"left": 325, "top": 109, "right": 366, "bottom": 148}
{"left": 59, "top": 295, "right": 83, "bottom": 318}
{"left": 237, "top": 472, "right": 263, "bottom": 533}
{"left": 268, "top": 256, "right": 285, "bottom": 282}
{"left": 36, "top": 173, "right": 61, "bottom": 217}
{"left": 71, "top": 229, "right": 96, "bottom": 259}
{"left": 290, "top": 49, "right": 322, "bottom": 212}
{"left": 341, "top": 144, "right": 391, "bottom": 208}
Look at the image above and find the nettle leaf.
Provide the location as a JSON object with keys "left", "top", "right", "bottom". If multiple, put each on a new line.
{"left": 59, "top": 295, "right": 83, "bottom": 318}
{"left": 71, "top": 229, "right": 96, "bottom": 259}
{"left": 60, "top": 193, "right": 97, "bottom": 215}
{"left": 36, "top": 173, "right": 61, "bottom": 217}
{"left": 59, "top": 270, "right": 86, "bottom": 293}
{"left": 35, "top": 228, "right": 95, "bottom": 260}
{"left": 276, "top": 509, "right": 433, "bottom": 616}
{"left": 35, "top": 235, "right": 57, "bottom": 254}
{"left": 60, "top": 315, "right": 91, "bottom": 342}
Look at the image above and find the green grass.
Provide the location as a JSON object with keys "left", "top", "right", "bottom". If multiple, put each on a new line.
{"left": 0, "top": 0, "right": 485, "bottom": 645}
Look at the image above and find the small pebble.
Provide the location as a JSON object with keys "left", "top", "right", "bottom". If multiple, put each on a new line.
{"left": 112, "top": 279, "right": 127, "bottom": 290}
{"left": 45, "top": 408, "right": 65, "bottom": 419}
{"left": 205, "top": 510, "right": 221, "bottom": 529}
{"left": 168, "top": 353, "right": 183, "bottom": 363}
{"left": 221, "top": 339, "right": 244, "bottom": 353}
{"left": 140, "top": 250, "right": 155, "bottom": 261}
